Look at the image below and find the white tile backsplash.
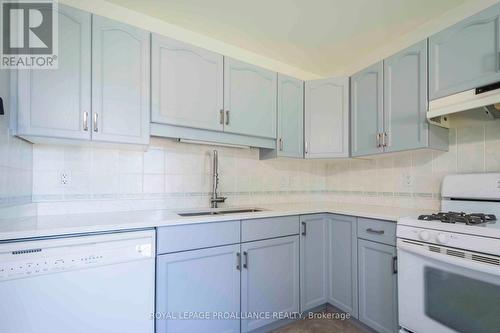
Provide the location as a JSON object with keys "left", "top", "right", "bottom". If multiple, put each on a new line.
{"left": 27, "top": 119, "right": 500, "bottom": 214}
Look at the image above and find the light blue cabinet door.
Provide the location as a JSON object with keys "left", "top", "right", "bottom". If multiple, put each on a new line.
{"left": 92, "top": 16, "right": 150, "bottom": 145}
{"left": 384, "top": 40, "right": 428, "bottom": 153}
{"left": 151, "top": 35, "right": 224, "bottom": 132}
{"left": 224, "top": 58, "right": 277, "bottom": 139}
{"left": 277, "top": 74, "right": 303, "bottom": 158}
{"left": 305, "top": 77, "right": 349, "bottom": 158}
{"left": 17, "top": 5, "right": 91, "bottom": 140}
{"left": 358, "top": 239, "right": 398, "bottom": 333}
{"left": 351, "top": 62, "right": 384, "bottom": 157}
{"left": 156, "top": 245, "right": 241, "bottom": 333}
{"left": 328, "top": 215, "right": 358, "bottom": 317}
{"left": 241, "top": 236, "right": 299, "bottom": 332}
{"left": 299, "top": 215, "right": 328, "bottom": 311}
{"left": 429, "top": 3, "right": 500, "bottom": 100}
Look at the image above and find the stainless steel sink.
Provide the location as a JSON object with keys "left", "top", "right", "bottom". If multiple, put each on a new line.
{"left": 177, "top": 208, "right": 262, "bottom": 217}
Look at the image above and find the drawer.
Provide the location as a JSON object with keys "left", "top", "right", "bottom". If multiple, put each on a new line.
{"left": 242, "top": 215, "right": 300, "bottom": 242}
{"left": 357, "top": 218, "right": 396, "bottom": 246}
{"left": 157, "top": 220, "right": 240, "bottom": 254}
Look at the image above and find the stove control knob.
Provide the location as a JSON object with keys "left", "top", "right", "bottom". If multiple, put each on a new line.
{"left": 436, "top": 233, "right": 450, "bottom": 244}
{"left": 419, "top": 230, "right": 430, "bottom": 241}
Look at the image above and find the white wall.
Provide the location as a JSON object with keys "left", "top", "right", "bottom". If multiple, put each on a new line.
{"left": 0, "top": 70, "right": 33, "bottom": 208}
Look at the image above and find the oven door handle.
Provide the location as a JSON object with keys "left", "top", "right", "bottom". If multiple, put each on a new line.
{"left": 397, "top": 241, "right": 500, "bottom": 277}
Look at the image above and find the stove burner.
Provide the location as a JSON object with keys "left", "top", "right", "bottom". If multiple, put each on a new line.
{"left": 418, "top": 212, "right": 497, "bottom": 225}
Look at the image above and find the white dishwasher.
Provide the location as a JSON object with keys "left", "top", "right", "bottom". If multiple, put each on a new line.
{"left": 0, "top": 229, "right": 155, "bottom": 333}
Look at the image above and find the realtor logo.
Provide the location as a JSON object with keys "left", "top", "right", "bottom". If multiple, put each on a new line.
{"left": 1, "top": 0, "right": 58, "bottom": 68}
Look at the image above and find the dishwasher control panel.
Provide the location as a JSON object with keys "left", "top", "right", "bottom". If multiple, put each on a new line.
{"left": 0, "top": 231, "right": 155, "bottom": 282}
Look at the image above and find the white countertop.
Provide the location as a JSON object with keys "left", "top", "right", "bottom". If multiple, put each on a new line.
{"left": 0, "top": 202, "right": 428, "bottom": 241}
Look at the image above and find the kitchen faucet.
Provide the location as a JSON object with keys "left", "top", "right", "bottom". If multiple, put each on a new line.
{"left": 210, "top": 150, "right": 226, "bottom": 208}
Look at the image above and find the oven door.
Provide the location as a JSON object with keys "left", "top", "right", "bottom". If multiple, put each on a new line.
{"left": 397, "top": 239, "right": 500, "bottom": 333}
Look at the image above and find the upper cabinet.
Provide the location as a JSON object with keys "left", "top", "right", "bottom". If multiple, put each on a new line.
{"left": 151, "top": 35, "right": 224, "bottom": 132}
{"left": 224, "top": 58, "right": 277, "bottom": 139}
{"left": 17, "top": 5, "right": 91, "bottom": 141}
{"left": 384, "top": 40, "right": 428, "bottom": 153}
{"left": 92, "top": 16, "right": 150, "bottom": 145}
{"left": 352, "top": 42, "right": 448, "bottom": 157}
{"left": 305, "top": 77, "right": 349, "bottom": 158}
{"left": 429, "top": 3, "right": 500, "bottom": 100}
{"left": 15, "top": 6, "right": 150, "bottom": 146}
{"left": 277, "top": 74, "right": 304, "bottom": 158}
{"left": 351, "top": 62, "right": 384, "bottom": 157}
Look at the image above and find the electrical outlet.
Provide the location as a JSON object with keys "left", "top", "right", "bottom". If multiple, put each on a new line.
{"left": 402, "top": 174, "right": 413, "bottom": 187}
{"left": 60, "top": 171, "right": 71, "bottom": 186}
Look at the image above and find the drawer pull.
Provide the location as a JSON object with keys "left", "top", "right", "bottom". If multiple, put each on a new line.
{"left": 366, "top": 228, "right": 385, "bottom": 235}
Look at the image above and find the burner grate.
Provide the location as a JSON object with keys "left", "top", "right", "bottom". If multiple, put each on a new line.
{"left": 418, "top": 212, "right": 497, "bottom": 225}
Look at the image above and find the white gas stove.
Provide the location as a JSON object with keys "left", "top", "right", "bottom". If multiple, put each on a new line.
{"left": 397, "top": 173, "right": 500, "bottom": 333}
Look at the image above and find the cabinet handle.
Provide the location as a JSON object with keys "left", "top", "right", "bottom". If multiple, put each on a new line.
{"left": 243, "top": 251, "right": 248, "bottom": 269}
{"left": 225, "top": 110, "right": 230, "bottom": 125}
{"left": 219, "top": 109, "right": 224, "bottom": 125}
{"left": 376, "top": 133, "right": 382, "bottom": 148}
{"left": 383, "top": 132, "right": 389, "bottom": 147}
{"left": 392, "top": 256, "right": 398, "bottom": 274}
{"left": 304, "top": 142, "right": 308, "bottom": 154}
{"left": 0, "top": 97, "right": 4, "bottom": 115}
{"left": 279, "top": 138, "right": 283, "bottom": 151}
{"left": 236, "top": 252, "right": 241, "bottom": 271}
{"left": 83, "top": 111, "right": 89, "bottom": 131}
{"left": 301, "top": 221, "right": 307, "bottom": 236}
{"left": 93, "top": 113, "right": 98, "bottom": 132}
{"left": 366, "top": 228, "right": 384, "bottom": 235}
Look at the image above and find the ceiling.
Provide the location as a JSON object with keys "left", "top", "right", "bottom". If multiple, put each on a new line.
{"left": 106, "top": 0, "right": 470, "bottom": 76}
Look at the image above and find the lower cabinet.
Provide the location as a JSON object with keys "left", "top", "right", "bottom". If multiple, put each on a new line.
{"left": 358, "top": 239, "right": 398, "bottom": 333}
{"left": 299, "top": 215, "right": 328, "bottom": 311}
{"left": 241, "top": 236, "right": 300, "bottom": 332}
{"left": 328, "top": 215, "right": 358, "bottom": 317}
{"left": 156, "top": 245, "right": 241, "bottom": 333}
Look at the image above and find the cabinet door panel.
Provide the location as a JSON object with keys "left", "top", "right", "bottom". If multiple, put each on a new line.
{"left": 429, "top": 3, "right": 500, "bottom": 99}
{"left": 305, "top": 77, "right": 349, "bottom": 158}
{"left": 328, "top": 215, "right": 358, "bottom": 317}
{"left": 358, "top": 239, "right": 398, "bottom": 333}
{"left": 278, "top": 74, "right": 304, "bottom": 158}
{"left": 151, "top": 35, "right": 224, "bottom": 131}
{"left": 17, "top": 5, "right": 91, "bottom": 140}
{"left": 224, "top": 58, "right": 277, "bottom": 139}
{"left": 384, "top": 40, "right": 428, "bottom": 153}
{"left": 300, "top": 215, "right": 328, "bottom": 311}
{"left": 156, "top": 245, "right": 240, "bottom": 333}
{"left": 92, "top": 16, "right": 150, "bottom": 144}
{"left": 351, "top": 62, "right": 383, "bottom": 157}
{"left": 241, "top": 236, "right": 299, "bottom": 332}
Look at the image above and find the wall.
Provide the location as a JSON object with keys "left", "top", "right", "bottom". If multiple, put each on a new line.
{"left": 324, "top": 120, "right": 500, "bottom": 210}
{"left": 0, "top": 70, "right": 33, "bottom": 208}
{"left": 32, "top": 138, "right": 328, "bottom": 215}
{"left": 31, "top": 119, "right": 500, "bottom": 215}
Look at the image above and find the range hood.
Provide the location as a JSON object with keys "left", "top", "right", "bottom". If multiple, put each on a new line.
{"left": 428, "top": 81, "right": 500, "bottom": 128}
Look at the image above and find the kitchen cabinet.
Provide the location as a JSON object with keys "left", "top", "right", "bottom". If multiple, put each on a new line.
{"left": 156, "top": 245, "right": 241, "bottom": 333}
{"left": 328, "top": 215, "right": 358, "bottom": 317}
{"left": 241, "top": 236, "right": 299, "bottom": 332}
{"left": 305, "top": 77, "right": 349, "bottom": 158}
{"left": 299, "top": 215, "right": 328, "bottom": 311}
{"left": 16, "top": 5, "right": 91, "bottom": 141}
{"left": 358, "top": 239, "right": 398, "bottom": 333}
{"left": 15, "top": 6, "right": 151, "bottom": 146}
{"left": 264, "top": 74, "right": 304, "bottom": 158}
{"left": 429, "top": 2, "right": 500, "bottom": 100}
{"left": 151, "top": 35, "right": 224, "bottom": 132}
{"left": 351, "top": 62, "right": 384, "bottom": 157}
{"left": 352, "top": 43, "right": 448, "bottom": 157}
{"left": 92, "top": 16, "right": 150, "bottom": 145}
{"left": 224, "top": 58, "right": 277, "bottom": 139}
